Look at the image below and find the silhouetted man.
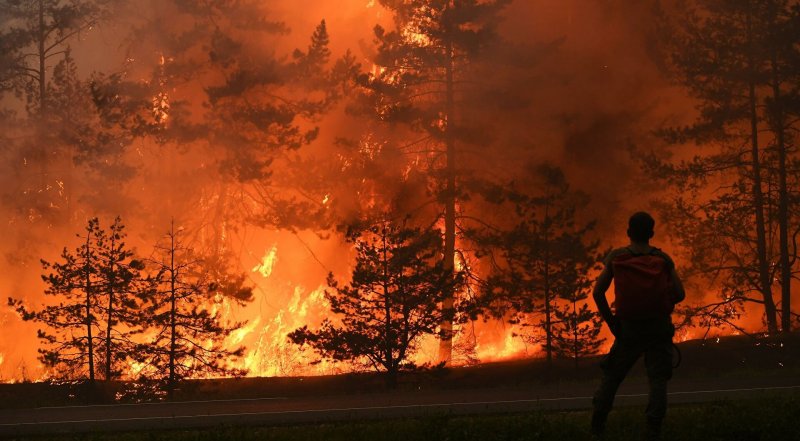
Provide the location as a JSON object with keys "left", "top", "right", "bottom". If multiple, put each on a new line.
{"left": 590, "top": 212, "right": 685, "bottom": 441}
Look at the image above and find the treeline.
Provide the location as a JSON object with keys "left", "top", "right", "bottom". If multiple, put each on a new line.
{"left": 2, "top": 0, "right": 800, "bottom": 387}
{"left": 289, "top": 166, "right": 606, "bottom": 386}
{"left": 644, "top": 0, "right": 800, "bottom": 335}
{"left": 8, "top": 218, "right": 253, "bottom": 397}
{"left": 1, "top": 0, "right": 609, "bottom": 385}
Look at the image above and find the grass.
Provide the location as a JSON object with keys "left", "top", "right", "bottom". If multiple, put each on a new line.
{"left": 3, "top": 332, "right": 799, "bottom": 409}
{"left": 12, "top": 394, "right": 800, "bottom": 441}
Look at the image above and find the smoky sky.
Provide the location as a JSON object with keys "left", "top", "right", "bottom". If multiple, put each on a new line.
{"left": 0, "top": 0, "right": 699, "bottom": 380}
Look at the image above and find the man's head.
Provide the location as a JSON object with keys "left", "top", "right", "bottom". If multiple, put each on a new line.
{"left": 627, "top": 211, "right": 655, "bottom": 243}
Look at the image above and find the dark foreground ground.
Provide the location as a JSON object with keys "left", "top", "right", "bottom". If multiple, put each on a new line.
{"left": 1, "top": 333, "right": 797, "bottom": 409}
{"left": 0, "top": 333, "right": 798, "bottom": 440}
{"left": 4, "top": 394, "right": 799, "bottom": 441}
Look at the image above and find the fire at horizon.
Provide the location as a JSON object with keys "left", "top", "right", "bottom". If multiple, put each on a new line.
{"left": 0, "top": 0, "right": 796, "bottom": 385}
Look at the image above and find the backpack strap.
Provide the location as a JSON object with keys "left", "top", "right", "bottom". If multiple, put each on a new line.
{"left": 649, "top": 247, "right": 676, "bottom": 269}
{"left": 620, "top": 246, "right": 675, "bottom": 269}
{"left": 624, "top": 246, "right": 657, "bottom": 257}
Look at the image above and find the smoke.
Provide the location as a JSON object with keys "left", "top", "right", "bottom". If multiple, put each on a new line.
{"left": 0, "top": 0, "right": 734, "bottom": 381}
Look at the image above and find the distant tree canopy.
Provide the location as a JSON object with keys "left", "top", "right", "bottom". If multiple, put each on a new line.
{"left": 89, "top": 3, "right": 349, "bottom": 230}
{"left": 289, "top": 220, "right": 464, "bottom": 386}
{"left": 0, "top": 0, "right": 118, "bottom": 228}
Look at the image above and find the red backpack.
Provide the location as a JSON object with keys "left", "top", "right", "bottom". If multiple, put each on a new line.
{"left": 612, "top": 248, "right": 675, "bottom": 320}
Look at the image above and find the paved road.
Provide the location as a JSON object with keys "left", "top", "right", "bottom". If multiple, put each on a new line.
{"left": 1, "top": 376, "right": 797, "bottom": 437}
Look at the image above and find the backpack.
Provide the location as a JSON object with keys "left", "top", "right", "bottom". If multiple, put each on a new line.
{"left": 612, "top": 247, "right": 675, "bottom": 320}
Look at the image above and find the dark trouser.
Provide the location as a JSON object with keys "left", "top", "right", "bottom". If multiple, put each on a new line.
{"left": 591, "top": 317, "right": 674, "bottom": 435}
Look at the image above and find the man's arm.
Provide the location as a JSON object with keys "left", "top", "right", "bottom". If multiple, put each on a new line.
{"left": 592, "top": 265, "right": 618, "bottom": 334}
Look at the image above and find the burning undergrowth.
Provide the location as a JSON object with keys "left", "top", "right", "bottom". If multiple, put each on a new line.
{"left": 0, "top": 0, "right": 797, "bottom": 385}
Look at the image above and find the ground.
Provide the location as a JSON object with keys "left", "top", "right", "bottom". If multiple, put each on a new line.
{"left": 0, "top": 334, "right": 798, "bottom": 440}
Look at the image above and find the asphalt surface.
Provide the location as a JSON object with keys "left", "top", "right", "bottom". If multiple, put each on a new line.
{"left": 0, "top": 375, "right": 797, "bottom": 437}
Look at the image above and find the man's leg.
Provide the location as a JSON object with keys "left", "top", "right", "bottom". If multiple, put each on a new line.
{"left": 591, "top": 340, "right": 641, "bottom": 436}
{"left": 643, "top": 339, "right": 673, "bottom": 440}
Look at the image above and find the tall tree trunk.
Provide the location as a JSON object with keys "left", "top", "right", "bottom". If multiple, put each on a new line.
{"left": 37, "top": 0, "right": 46, "bottom": 117}
{"left": 168, "top": 221, "right": 177, "bottom": 398}
{"left": 543, "top": 204, "right": 552, "bottom": 367}
{"left": 770, "top": 45, "right": 792, "bottom": 333}
{"left": 84, "top": 231, "right": 95, "bottom": 383}
{"left": 37, "top": 0, "right": 48, "bottom": 189}
{"left": 747, "top": 13, "right": 779, "bottom": 334}
{"left": 438, "top": 28, "right": 457, "bottom": 364}
{"left": 104, "top": 233, "right": 115, "bottom": 381}
{"left": 382, "top": 225, "right": 395, "bottom": 386}
{"left": 749, "top": 79, "right": 779, "bottom": 334}
{"left": 572, "top": 298, "right": 579, "bottom": 370}
{"left": 210, "top": 182, "right": 229, "bottom": 255}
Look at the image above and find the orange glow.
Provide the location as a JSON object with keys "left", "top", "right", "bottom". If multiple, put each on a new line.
{"left": 239, "top": 285, "right": 341, "bottom": 377}
{"left": 0, "top": 0, "right": 790, "bottom": 385}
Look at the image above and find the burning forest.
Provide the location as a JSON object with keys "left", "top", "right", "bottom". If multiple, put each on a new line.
{"left": 0, "top": 0, "right": 798, "bottom": 392}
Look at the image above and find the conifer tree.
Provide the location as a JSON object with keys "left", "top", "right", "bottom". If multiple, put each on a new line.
{"left": 136, "top": 221, "right": 252, "bottom": 397}
{"left": 649, "top": 0, "right": 800, "bottom": 333}
{"left": 8, "top": 217, "right": 147, "bottom": 382}
{"left": 289, "top": 219, "right": 463, "bottom": 386}
{"left": 0, "top": 0, "right": 109, "bottom": 117}
{"left": 9, "top": 219, "right": 100, "bottom": 382}
{"left": 93, "top": 217, "right": 149, "bottom": 381}
{"left": 352, "top": 0, "right": 512, "bottom": 363}
{"left": 474, "top": 165, "right": 600, "bottom": 366}
{"left": 89, "top": 6, "right": 348, "bottom": 263}
{"left": 551, "top": 294, "right": 604, "bottom": 369}
{"left": 0, "top": 1, "right": 117, "bottom": 228}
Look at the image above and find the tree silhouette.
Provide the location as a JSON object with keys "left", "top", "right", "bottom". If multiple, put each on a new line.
{"left": 648, "top": 0, "right": 800, "bottom": 334}
{"left": 289, "top": 220, "right": 463, "bottom": 386}
{"left": 473, "top": 165, "right": 600, "bottom": 367}
{"left": 351, "top": 0, "right": 513, "bottom": 363}
{"left": 0, "top": 0, "right": 112, "bottom": 226}
{"left": 136, "top": 220, "right": 252, "bottom": 397}
{"left": 8, "top": 217, "right": 147, "bottom": 382}
{"left": 89, "top": 8, "right": 348, "bottom": 275}
{"left": 0, "top": 0, "right": 109, "bottom": 117}
{"left": 551, "top": 293, "right": 605, "bottom": 369}
{"left": 9, "top": 219, "right": 101, "bottom": 382}
{"left": 94, "top": 217, "right": 149, "bottom": 381}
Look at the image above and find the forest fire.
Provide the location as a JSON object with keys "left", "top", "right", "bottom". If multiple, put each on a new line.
{"left": 0, "top": 0, "right": 798, "bottom": 396}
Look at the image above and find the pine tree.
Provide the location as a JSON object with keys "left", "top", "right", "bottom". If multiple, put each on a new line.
{"left": 93, "top": 217, "right": 149, "bottom": 381}
{"left": 352, "top": 0, "right": 513, "bottom": 363}
{"left": 0, "top": 1, "right": 116, "bottom": 229}
{"left": 0, "top": 0, "right": 109, "bottom": 117}
{"left": 289, "top": 219, "right": 463, "bottom": 387}
{"left": 551, "top": 295, "right": 604, "bottom": 369}
{"left": 89, "top": 5, "right": 347, "bottom": 264}
{"left": 9, "top": 219, "right": 100, "bottom": 382}
{"left": 8, "top": 217, "right": 146, "bottom": 382}
{"left": 761, "top": 0, "right": 800, "bottom": 333}
{"left": 136, "top": 220, "right": 252, "bottom": 397}
{"left": 647, "top": 0, "right": 800, "bottom": 333}
{"left": 474, "top": 165, "right": 600, "bottom": 367}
